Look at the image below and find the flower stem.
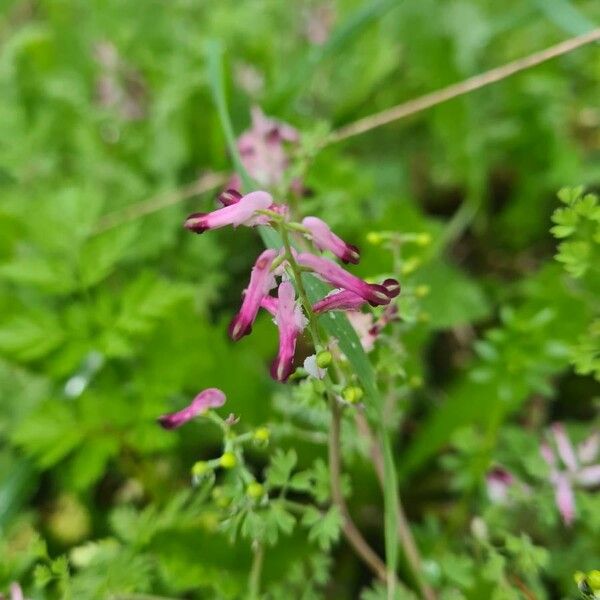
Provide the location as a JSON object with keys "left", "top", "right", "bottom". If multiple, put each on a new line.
{"left": 249, "top": 542, "right": 265, "bottom": 600}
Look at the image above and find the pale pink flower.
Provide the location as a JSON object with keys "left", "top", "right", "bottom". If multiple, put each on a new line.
{"left": 302, "top": 216, "right": 360, "bottom": 264}
{"left": 229, "top": 249, "right": 279, "bottom": 341}
{"left": 271, "top": 281, "right": 307, "bottom": 382}
{"left": 157, "top": 388, "right": 226, "bottom": 429}
{"left": 312, "top": 280, "right": 399, "bottom": 314}
{"left": 185, "top": 191, "right": 273, "bottom": 234}
{"left": 486, "top": 467, "right": 515, "bottom": 504}
{"left": 540, "top": 424, "right": 600, "bottom": 525}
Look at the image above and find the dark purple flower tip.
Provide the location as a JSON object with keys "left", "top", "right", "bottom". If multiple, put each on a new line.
{"left": 270, "top": 356, "right": 294, "bottom": 382}
{"left": 341, "top": 244, "right": 361, "bottom": 265}
{"left": 382, "top": 278, "right": 400, "bottom": 298}
{"left": 184, "top": 212, "right": 209, "bottom": 233}
{"left": 217, "top": 189, "right": 243, "bottom": 207}
{"left": 228, "top": 315, "right": 253, "bottom": 341}
{"left": 366, "top": 283, "right": 393, "bottom": 307}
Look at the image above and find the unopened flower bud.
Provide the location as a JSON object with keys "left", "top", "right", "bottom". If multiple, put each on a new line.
{"left": 191, "top": 461, "right": 209, "bottom": 477}
{"left": 253, "top": 427, "right": 270, "bottom": 443}
{"left": 366, "top": 232, "right": 383, "bottom": 245}
{"left": 416, "top": 232, "right": 432, "bottom": 246}
{"left": 401, "top": 257, "right": 421, "bottom": 275}
{"left": 219, "top": 452, "right": 237, "bottom": 469}
{"left": 211, "top": 486, "right": 230, "bottom": 508}
{"left": 342, "top": 385, "right": 364, "bottom": 404}
{"left": 316, "top": 350, "right": 333, "bottom": 369}
{"left": 588, "top": 570, "right": 600, "bottom": 591}
{"left": 415, "top": 285, "right": 430, "bottom": 298}
{"left": 246, "top": 482, "right": 264, "bottom": 499}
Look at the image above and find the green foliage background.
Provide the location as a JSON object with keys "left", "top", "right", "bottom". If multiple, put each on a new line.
{"left": 0, "top": 0, "right": 599, "bottom": 598}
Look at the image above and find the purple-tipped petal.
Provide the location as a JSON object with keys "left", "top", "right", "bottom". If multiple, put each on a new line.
{"left": 552, "top": 423, "right": 578, "bottom": 472}
{"left": 229, "top": 249, "right": 278, "bottom": 341}
{"left": 185, "top": 191, "right": 273, "bottom": 233}
{"left": 296, "top": 253, "right": 391, "bottom": 306}
{"left": 302, "top": 216, "right": 360, "bottom": 264}
{"left": 271, "top": 281, "right": 307, "bottom": 382}
{"left": 382, "top": 278, "right": 400, "bottom": 298}
{"left": 486, "top": 467, "right": 514, "bottom": 504}
{"left": 217, "top": 189, "right": 243, "bottom": 207}
{"left": 313, "top": 289, "right": 366, "bottom": 314}
{"left": 157, "top": 388, "right": 226, "bottom": 430}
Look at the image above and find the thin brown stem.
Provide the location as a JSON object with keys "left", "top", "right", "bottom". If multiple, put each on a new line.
{"left": 92, "top": 172, "right": 227, "bottom": 235}
{"left": 327, "top": 29, "right": 600, "bottom": 145}
{"left": 355, "top": 413, "right": 436, "bottom": 600}
{"left": 329, "top": 398, "right": 389, "bottom": 582}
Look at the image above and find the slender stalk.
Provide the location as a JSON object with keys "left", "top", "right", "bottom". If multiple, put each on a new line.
{"left": 249, "top": 542, "right": 265, "bottom": 600}
{"left": 329, "top": 397, "right": 389, "bottom": 582}
{"left": 356, "top": 413, "right": 436, "bottom": 600}
{"left": 327, "top": 28, "right": 600, "bottom": 145}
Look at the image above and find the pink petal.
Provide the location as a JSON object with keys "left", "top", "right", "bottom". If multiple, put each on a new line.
{"left": 313, "top": 289, "right": 366, "bottom": 314}
{"left": 552, "top": 423, "right": 578, "bottom": 472}
{"left": 540, "top": 442, "right": 556, "bottom": 468}
{"left": 10, "top": 584, "right": 24, "bottom": 600}
{"left": 302, "top": 216, "right": 360, "bottom": 264}
{"left": 296, "top": 253, "right": 392, "bottom": 306}
{"left": 229, "top": 249, "right": 278, "bottom": 341}
{"left": 157, "top": 388, "right": 226, "bottom": 430}
{"left": 575, "top": 465, "right": 600, "bottom": 487}
{"left": 552, "top": 472, "right": 576, "bottom": 525}
{"left": 578, "top": 432, "right": 599, "bottom": 464}
{"left": 260, "top": 295, "right": 278, "bottom": 316}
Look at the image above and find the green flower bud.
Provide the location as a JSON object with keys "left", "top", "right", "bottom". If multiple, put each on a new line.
{"left": 415, "top": 284, "right": 430, "bottom": 298}
{"left": 588, "top": 570, "right": 600, "bottom": 591}
{"left": 342, "top": 385, "right": 364, "bottom": 404}
{"left": 416, "top": 232, "right": 432, "bottom": 246}
{"left": 574, "top": 571, "right": 586, "bottom": 586}
{"left": 253, "top": 427, "right": 270, "bottom": 443}
{"left": 246, "top": 482, "right": 264, "bottom": 499}
{"left": 219, "top": 452, "right": 237, "bottom": 469}
{"left": 191, "top": 461, "right": 209, "bottom": 477}
{"left": 316, "top": 350, "right": 333, "bottom": 369}
{"left": 366, "top": 231, "right": 383, "bottom": 245}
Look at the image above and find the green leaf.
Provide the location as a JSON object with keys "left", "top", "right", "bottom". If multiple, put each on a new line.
{"left": 301, "top": 506, "right": 342, "bottom": 551}
{"left": 266, "top": 449, "right": 297, "bottom": 488}
{"left": 0, "top": 311, "right": 64, "bottom": 362}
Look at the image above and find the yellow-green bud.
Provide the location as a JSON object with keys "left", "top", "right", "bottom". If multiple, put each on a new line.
{"left": 211, "top": 486, "right": 230, "bottom": 508}
{"left": 366, "top": 231, "right": 383, "bottom": 245}
{"left": 415, "top": 284, "right": 430, "bottom": 298}
{"left": 416, "top": 232, "right": 432, "bottom": 246}
{"left": 401, "top": 257, "right": 421, "bottom": 275}
{"left": 191, "top": 461, "right": 209, "bottom": 477}
{"left": 253, "top": 427, "right": 270, "bottom": 443}
{"left": 246, "top": 482, "right": 264, "bottom": 499}
{"left": 588, "top": 570, "right": 600, "bottom": 591}
{"left": 342, "top": 386, "right": 364, "bottom": 404}
{"left": 574, "top": 571, "right": 586, "bottom": 586}
{"left": 316, "top": 350, "right": 333, "bottom": 369}
{"left": 219, "top": 452, "right": 237, "bottom": 469}
{"left": 409, "top": 375, "right": 423, "bottom": 388}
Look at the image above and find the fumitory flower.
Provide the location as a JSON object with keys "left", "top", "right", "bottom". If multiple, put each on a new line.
{"left": 229, "top": 249, "right": 279, "bottom": 341}
{"left": 184, "top": 190, "right": 273, "bottom": 234}
{"left": 540, "top": 423, "right": 600, "bottom": 525}
{"left": 296, "top": 253, "right": 396, "bottom": 306}
{"left": 157, "top": 388, "right": 226, "bottom": 429}
{"left": 301, "top": 216, "right": 360, "bottom": 264}
{"left": 486, "top": 466, "right": 516, "bottom": 505}
{"left": 270, "top": 281, "right": 308, "bottom": 382}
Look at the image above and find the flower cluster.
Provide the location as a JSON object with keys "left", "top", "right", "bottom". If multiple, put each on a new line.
{"left": 184, "top": 189, "right": 399, "bottom": 382}
{"left": 540, "top": 423, "right": 599, "bottom": 525}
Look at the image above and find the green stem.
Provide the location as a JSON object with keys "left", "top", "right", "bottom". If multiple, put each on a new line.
{"left": 249, "top": 542, "right": 265, "bottom": 600}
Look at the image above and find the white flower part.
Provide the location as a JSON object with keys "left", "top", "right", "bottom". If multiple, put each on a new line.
{"left": 303, "top": 354, "right": 326, "bottom": 379}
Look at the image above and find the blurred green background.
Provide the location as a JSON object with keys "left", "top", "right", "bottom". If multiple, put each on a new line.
{"left": 0, "top": 0, "right": 599, "bottom": 598}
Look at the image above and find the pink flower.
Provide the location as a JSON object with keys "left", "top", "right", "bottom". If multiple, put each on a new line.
{"left": 231, "top": 106, "right": 299, "bottom": 189}
{"left": 312, "top": 279, "right": 399, "bottom": 314}
{"left": 540, "top": 424, "right": 600, "bottom": 525}
{"left": 301, "top": 216, "right": 360, "bottom": 264}
{"left": 270, "top": 281, "right": 307, "bottom": 382}
{"left": 259, "top": 294, "right": 278, "bottom": 316}
{"left": 8, "top": 584, "right": 25, "bottom": 600}
{"left": 486, "top": 467, "right": 515, "bottom": 504}
{"left": 157, "top": 388, "right": 226, "bottom": 429}
{"left": 184, "top": 191, "right": 273, "bottom": 234}
{"left": 296, "top": 253, "right": 395, "bottom": 306}
{"left": 229, "top": 249, "right": 279, "bottom": 341}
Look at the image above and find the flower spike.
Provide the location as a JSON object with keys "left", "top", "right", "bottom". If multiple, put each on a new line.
{"left": 157, "top": 388, "right": 226, "bottom": 429}
{"left": 302, "top": 216, "right": 360, "bottom": 264}
{"left": 229, "top": 249, "right": 278, "bottom": 341}
{"left": 296, "top": 253, "right": 393, "bottom": 306}
{"left": 185, "top": 191, "right": 273, "bottom": 234}
{"left": 270, "top": 281, "right": 307, "bottom": 382}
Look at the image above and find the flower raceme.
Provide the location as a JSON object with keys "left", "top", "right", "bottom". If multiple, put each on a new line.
{"left": 183, "top": 188, "right": 400, "bottom": 382}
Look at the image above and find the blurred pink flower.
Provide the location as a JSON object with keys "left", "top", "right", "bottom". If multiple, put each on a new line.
{"left": 486, "top": 467, "right": 515, "bottom": 504}
{"left": 540, "top": 424, "right": 600, "bottom": 525}
{"left": 157, "top": 389, "right": 226, "bottom": 429}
